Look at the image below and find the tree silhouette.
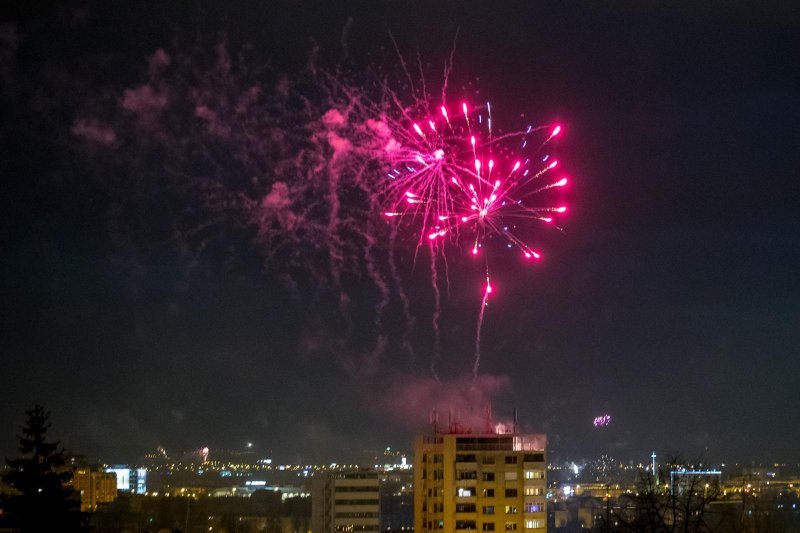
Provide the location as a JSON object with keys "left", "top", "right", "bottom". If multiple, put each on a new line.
{"left": 1, "top": 405, "right": 87, "bottom": 532}
{"left": 603, "top": 456, "right": 722, "bottom": 533}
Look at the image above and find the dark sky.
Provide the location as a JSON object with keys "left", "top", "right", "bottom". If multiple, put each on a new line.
{"left": 2, "top": 1, "right": 799, "bottom": 465}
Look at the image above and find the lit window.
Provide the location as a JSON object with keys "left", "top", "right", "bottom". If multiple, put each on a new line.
{"left": 525, "top": 519, "right": 544, "bottom": 529}
{"left": 523, "top": 503, "right": 542, "bottom": 513}
{"left": 505, "top": 506, "right": 518, "bottom": 514}
{"left": 504, "top": 522, "right": 518, "bottom": 531}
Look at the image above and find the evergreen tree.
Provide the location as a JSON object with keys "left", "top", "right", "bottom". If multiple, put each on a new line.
{"left": 1, "top": 405, "right": 87, "bottom": 532}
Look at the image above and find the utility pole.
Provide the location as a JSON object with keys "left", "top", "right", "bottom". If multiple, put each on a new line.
{"left": 185, "top": 495, "right": 191, "bottom": 532}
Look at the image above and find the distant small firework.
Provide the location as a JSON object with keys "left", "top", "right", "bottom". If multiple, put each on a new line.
{"left": 593, "top": 414, "right": 612, "bottom": 427}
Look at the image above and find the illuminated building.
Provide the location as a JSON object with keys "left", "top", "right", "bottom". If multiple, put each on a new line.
{"left": 72, "top": 468, "right": 117, "bottom": 512}
{"left": 414, "top": 432, "right": 547, "bottom": 532}
{"left": 106, "top": 466, "right": 147, "bottom": 494}
{"left": 312, "top": 470, "right": 380, "bottom": 533}
{"left": 669, "top": 469, "right": 722, "bottom": 495}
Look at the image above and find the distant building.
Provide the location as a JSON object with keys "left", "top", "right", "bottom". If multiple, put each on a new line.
{"left": 72, "top": 467, "right": 117, "bottom": 512}
{"left": 669, "top": 469, "right": 722, "bottom": 496}
{"left": 106, "top": 466, "right": 147, "bottom": 494}
{"left": 414, "top": 432, "right": 547, "bottom": 532}
{"left": 311, "top": 470, "right": 380, "bottom": 533}
{"left": 380, "top": 470, "right": 414, "bottom": 532}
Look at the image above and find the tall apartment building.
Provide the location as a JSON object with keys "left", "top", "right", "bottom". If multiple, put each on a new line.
{"left": 414, "top": 433, "right": 547, "bottom": 532}
{"left": 311, "top": 470, "right": 380, "bottom": 533}
{"left": 72, "top": 467, "right": 118, "bottom": 512}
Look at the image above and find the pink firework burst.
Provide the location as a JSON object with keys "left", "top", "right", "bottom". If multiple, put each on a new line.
{"left": 382, "top": 99, "right": 570, "bottom": 377}
{"left": 385, "top": 100, "right": 568, "bottom": 262}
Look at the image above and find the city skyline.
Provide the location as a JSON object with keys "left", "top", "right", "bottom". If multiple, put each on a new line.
{"left": 2, "top": 0, "right": 799, "bottom": 466}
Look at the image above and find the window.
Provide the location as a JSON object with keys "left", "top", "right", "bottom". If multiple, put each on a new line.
{"left": 334, "top": 486, "right": 378, "bottom": 492}
{"left": 523, "top": 503, "right": 543, "bottom": 513}
{"left": 458, "top": 488, "right": 475, "bottom": 497}
{"left": 482, "top": 506, "right": 495, "bottom": 515}
{"left": 505, "top": 506, "right": 518, "bottom": 514}
{"left": 524, "top": 487, "right": 543, "bottom": 496}
{"left": 334, "top": 512, "right": 380, "bottom": 518}
{"left": 483, "top": 456, "right": 496, "bottom": 465}
{"left": 456, "top": 520, "right": 477, "bottom": 530}
{"left": 457, "top": 454, "right": 477, "bottom": 462}
{"left": 523, "top": 470, "right": 543, "bottom": 480}
{"left": 482, "top": 472, "right": 495, "bottom": 481}
{"left": 505, "top": 456, "right": 518, "bottom": 465}
{"left": 523, "top": 453, "right": 544, "bottom": 462}
{"left": 333, "top": 499, "right": 379, "bottom": 505}
{"left": 483, "top": 489, "right": 495, "bottom": 497}
{"left": 458, "top": 471, "right": 478, "bottom": 480}
{"left": 524, "top": 519, "right": 545, "bottom": 529}
{"left": 504, "top": 471, "right": 517, "bottom": 481}
{"left": 504, "top": 522, "right": 518, "bottom": 531}
{"left": 457, "top": 504, "right": 477, "bottom": 513}
{"left": 433, "top": 503, "right": 444, "bottom": 513}
{"left": 482, "top": 523, "right": 495, "bottom": 531}
{"left": 505, "top": 489, "right": 518, "bottom": 498}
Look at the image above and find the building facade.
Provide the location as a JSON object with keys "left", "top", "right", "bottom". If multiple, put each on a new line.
{"left": 312, "top": 470, "right": 380, "bottom": 533}
{"left": 414, "top": 433, "right": 547, "bottom": 532}
{"left": 72, "top": 467, "right": 118, "bottom": 512}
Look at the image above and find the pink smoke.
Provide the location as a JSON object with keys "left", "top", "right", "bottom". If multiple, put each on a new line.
{"left": 375, "top": 374, "right": 512, "bottom": 433}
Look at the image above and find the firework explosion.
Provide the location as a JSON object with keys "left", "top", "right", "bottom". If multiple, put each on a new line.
{"left": 381, "top": 100, "right": 569, "bottom": 376}
{"left": 68, "top": 38, "right": 571, "bottom": 386}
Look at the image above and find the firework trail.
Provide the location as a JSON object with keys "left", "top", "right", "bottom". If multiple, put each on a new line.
{"left": 428, "top": 240, "right": 442, "bottom": 380}
{"left": 473, "top": 270, "right": 491, "bottom": 378}
{"left": 388, "top": 224, "right": 416, "bottom": 364}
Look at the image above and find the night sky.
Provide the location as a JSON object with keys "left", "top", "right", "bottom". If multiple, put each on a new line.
{"left": 2, "top": 1, "right": 799, "bottom": 465}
